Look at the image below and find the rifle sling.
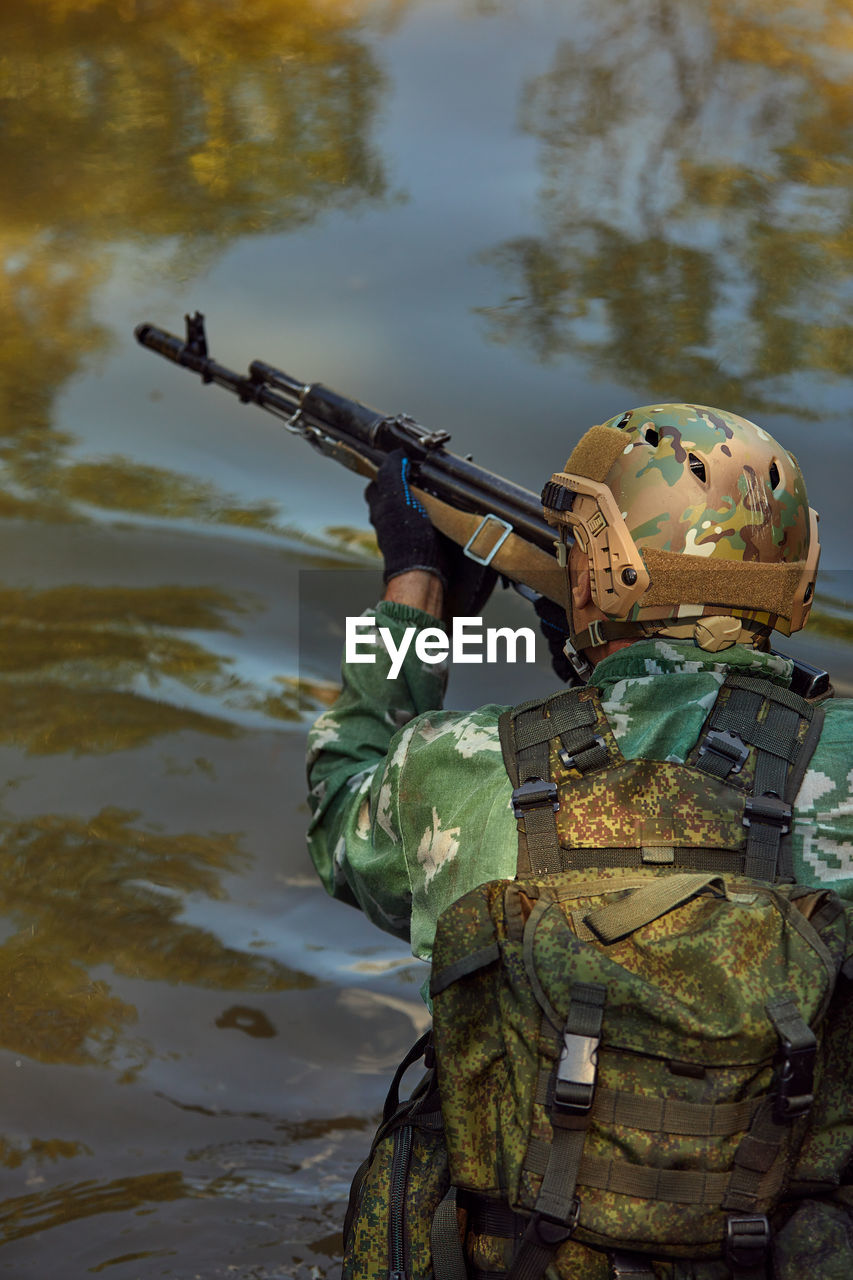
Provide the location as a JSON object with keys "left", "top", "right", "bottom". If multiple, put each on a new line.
{"left": 417, "top": 489, "right": 568, "bottom": 607}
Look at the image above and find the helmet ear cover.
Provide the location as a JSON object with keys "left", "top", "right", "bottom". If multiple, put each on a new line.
{"left": 542, "top": 472, "right": 649, "bottom": 619}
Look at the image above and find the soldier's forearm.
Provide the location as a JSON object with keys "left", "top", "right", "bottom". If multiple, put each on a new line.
{"left": 383, "top": 570, "right": 444, "bottom": 620}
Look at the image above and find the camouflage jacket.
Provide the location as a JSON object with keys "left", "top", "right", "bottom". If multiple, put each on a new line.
{"left": 306, "top": 601, "right": 853, "bottom": 968}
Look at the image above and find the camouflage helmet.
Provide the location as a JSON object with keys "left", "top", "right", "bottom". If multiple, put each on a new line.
{"left": 541, "top": 404, "right": 820, "bottom": 652}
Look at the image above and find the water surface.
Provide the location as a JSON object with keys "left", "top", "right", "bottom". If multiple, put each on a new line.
{"left": 1, "top": 0, "right": 852, "bottom": 1274}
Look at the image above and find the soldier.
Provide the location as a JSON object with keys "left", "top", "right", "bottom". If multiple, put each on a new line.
{"left": 307, "top": 404, "right": 853, "bottom": 1279}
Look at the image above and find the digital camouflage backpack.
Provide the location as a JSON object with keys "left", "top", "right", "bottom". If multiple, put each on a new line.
{"left": 342, "top": 674, "right": 853, "bottom": 1280}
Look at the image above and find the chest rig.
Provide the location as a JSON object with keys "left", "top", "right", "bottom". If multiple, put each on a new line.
{"left": 499, "top": 672, "right": 824, "bottom": 886}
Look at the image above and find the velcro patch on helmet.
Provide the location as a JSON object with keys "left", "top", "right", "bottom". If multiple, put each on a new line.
{"left": 564, "top": 425, "right": 629, "bottom": 483}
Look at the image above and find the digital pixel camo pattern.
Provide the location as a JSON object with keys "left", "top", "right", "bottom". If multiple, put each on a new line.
{"left": 306, "top": 605, "right": 853, "bottom": 966}
{"left": 430, "top": 870, "right": 851, "bottom": 1265}
{"left": 597, "top": 404, "right": 812, "bottom": 565}
{"left": 544, "top": 681, "right": 815, "bottom": 864}
{"left": 306, "top": 603, "right": 853, "bottom": 1275}
{"left": 342, "top": 1100, "right": 449, "bottom": 1280}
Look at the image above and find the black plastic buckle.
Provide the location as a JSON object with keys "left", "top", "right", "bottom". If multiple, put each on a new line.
{"left": 554, "top": 1030, "right": 599, "bottom": 1115}
{"left": 523, "top": 1200, "right": 580, "bottom": 1248}
{"left": 559, "top": 736, "right": 605, "bottom": 771}
{"left": 609, "top": 1253, "right": 657, "bottom": 1279}
{"left": 725, "top": 1214, "right": 770, "bottom": 1272}
{"left": 743, "top": 793, "right": 792, "bottom": 836}
{"left": 775, "top": 1036, "right": 817, "bottom": 1121}
{"left": 511, "top": 779, "right": 559, "bottom": 819}
{"left": 698, "top": 727, "right": 749, "bottom": 774}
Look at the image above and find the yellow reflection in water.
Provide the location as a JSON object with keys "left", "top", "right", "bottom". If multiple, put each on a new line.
{"left": 0, "top": 805, "right": 316, "bottom": 1068}
{"left": 2, "top": 0, "right": 389, "bottom": 242}
{"left": 0, "top": 576, "right": 333, "bottom": 754}
{"left": 0, "top": 1169, "right": 187, "bottom": 1245}
{"left": 0, "top": 0, "right": 396, "bottom": 515}
{"left": 478, "top": 0, "right": 853, "bottom": 413}
{"left": 59, "top": 460, "right": 282, "bottom": 532}
{"left": 0, "top": 584, "right": 249, "bottom": 752}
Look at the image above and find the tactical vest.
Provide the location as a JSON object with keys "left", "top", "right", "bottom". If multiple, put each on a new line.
{"left": 342, "top": 674, "right": 853, "bottom": 1280}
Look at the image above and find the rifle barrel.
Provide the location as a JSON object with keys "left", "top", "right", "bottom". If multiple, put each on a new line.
{"left": 135, "top": 320, "right": 556, "bottom": 553}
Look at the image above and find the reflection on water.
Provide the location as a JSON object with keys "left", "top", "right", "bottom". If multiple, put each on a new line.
{"left": 478, "top": 0, "right": 853, "bottom": 416}
{"left": 0, "top": 804, "right": 315, "bottom": 1068}
{"left": 0, "top": 0, "right": 394, "bottom": 530}
{"left": 0, "top": 0, "right": 851, "bottom": 1274}
{"left": 2, "top": 0, "right": 390, "bottom": 245}
{"left": 0, "top": 1170, "right": 187, "bottom": 1247}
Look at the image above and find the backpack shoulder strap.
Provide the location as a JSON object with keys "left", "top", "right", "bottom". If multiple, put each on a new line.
{"left": 691, "top": 673, "right": 825, "bottom": 883}
{"left": 499, "top": 688, "right": 615, "bottom": 877}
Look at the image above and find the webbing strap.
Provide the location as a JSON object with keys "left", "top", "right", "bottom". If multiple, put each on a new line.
{"left": 502, "top": 700, "right": 560, "bottom": 878}
{"left": 592, "top": 1086, "right": 760, "bottom": 1137}
{"left": 524, "top": 1144, "right": 780, "bottom": 1207}
{"left": 722, "top": 1094, "right": 794, "bottom": 1214}
{"left": 559, "top": 846, "right": 744, "bottom": 874}
{"left": 536, "top": 984, "right": 605, "bottom": 1215}
{"left": 533, "top": 1071, "right": 761, "bottom": 1138}
{"left": 583, "top": 873, "right": 725, "bottom": 944}
{"left": 765, "top": 997, "right": 817, "bottom": 1121}
{"left": 725, "top": 1214, "right": 771, "bottom": 1280}
{"left": 502, "top": 690, "right": 623, "bottom": 877}
{"left": 513, "top": 694, "right": 596, "bottom": 750}
{"left": 717, "top": 1001, "right": 816, "bottom": 1234}
{"left": 726, "top": 672, "right": 814, "bottom": 713}
{"left": 382, "top": 1029, "right": 432, "bottom": 1124}
{"left": 577, "top": 1155, "right": 731, "bottom": 1204}
{"left": 695, "top": 675, "right": 818, "bottom": 882}
{"left": 430, "top": 1187, "right": 468, "bottom": 1280}
{"left": 523, "top": 806, "right": 563, "bottom": 876}
{"left": 506, "top": 985, "right": 605, "bottom": 1280}
{"left": 740, "top": 689, "right": 795, "bottom": 882}
{"left": 498, "top": 709, "right": 520, "bottom": 788}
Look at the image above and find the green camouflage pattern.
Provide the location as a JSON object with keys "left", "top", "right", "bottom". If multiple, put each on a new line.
{"left": 307, "top": 603, "right": 853, "bottom": 1270}
{"left": 431, "top": 869, "right": 852, "bottom": 1264}
{"left": 342, "top": 1092, "right": 449, "bottom": 1280}
{"left": 545, "top": 681, "right": 816, "bottom": 864}
{"left": 597, "top": 404, "right": 812, "bottom": 565}
{"left": 306, "top": 608, "right": 853, "bottom": 968}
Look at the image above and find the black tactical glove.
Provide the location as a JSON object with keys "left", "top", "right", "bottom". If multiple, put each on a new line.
{"left": 534, "top": 593, "right": 576, "bottom": 683}
{"left": 366, "top": 448, "right": 497, "bottom": 613}
{"left": 366, "top": 448, "right": 448, "bottom": 585}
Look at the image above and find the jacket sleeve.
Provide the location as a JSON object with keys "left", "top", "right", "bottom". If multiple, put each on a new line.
{"left": 305, "top": 601, "right": 449, "bottom": 942}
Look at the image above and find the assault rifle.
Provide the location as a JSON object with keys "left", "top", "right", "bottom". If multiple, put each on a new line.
{"left": 135, "top": 313, "right": 830, "bottom": 699}
{"left": 135, "top": 313, "right": 565, "bottom": 607}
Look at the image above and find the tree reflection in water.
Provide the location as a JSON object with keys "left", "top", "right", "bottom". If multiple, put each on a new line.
{"left": 0, "top": 0, "right": 394, "bottom": 516}
{"left": 477, "top": 0, "right": 853, "bottom": 415}
{"left": 0, "top": 805, "right": 315, "bottom": 1069}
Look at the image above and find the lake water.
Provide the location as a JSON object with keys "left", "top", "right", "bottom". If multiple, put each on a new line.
{"left": 1, "top": 0, "right": 852, "bottom": 1274}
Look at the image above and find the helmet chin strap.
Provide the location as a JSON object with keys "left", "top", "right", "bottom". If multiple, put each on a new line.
{"left": 570, "top": 615, "right": 770, "bottom": 656}
{"left": 561, "top": 560, "right": 595, "bottom": 681}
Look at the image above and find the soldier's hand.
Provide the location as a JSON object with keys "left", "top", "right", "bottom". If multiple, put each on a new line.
{"left": 366, "top": 449, "right": 497, "bottom": 615}
{"left": 366, "top": 449, "right": 447, "bottom": 585}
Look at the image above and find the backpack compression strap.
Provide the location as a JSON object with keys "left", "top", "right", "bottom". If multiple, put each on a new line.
{"left": 691, "top": 673, "right": 825, "bottom": 882}
{"left": 501, "top": 672, "right": 826, "bottom": 883}
{"left": 499, "top": 689, "right": 611, "bottom": 876}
